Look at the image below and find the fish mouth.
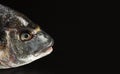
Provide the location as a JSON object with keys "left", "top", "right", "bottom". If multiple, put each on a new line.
{"left": 33, "top": 40, "right": 54, "bottom": 57}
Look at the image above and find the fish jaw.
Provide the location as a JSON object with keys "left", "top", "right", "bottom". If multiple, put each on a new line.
{"left": 0, "top": 47, "right": 53, "bottom": 69}
{"left": 18, "top": 47, "right": 53, "bottom": 65}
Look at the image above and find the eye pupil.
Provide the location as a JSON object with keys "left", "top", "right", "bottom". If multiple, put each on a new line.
{"left": 24, "top": 33, "right": 29, "bottom": 38}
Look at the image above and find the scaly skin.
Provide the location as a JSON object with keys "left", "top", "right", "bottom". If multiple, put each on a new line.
{"left": 0, "top": 4, "right": 54, "bottom": 69}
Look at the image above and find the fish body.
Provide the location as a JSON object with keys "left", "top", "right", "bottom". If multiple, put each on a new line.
{"left": 0, "top": 4, "right": 54, "bottom": 69}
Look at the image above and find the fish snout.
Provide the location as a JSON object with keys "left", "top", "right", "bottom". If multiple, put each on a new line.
{"left": 33, "top": 30, "right": 54, "bottom": 54}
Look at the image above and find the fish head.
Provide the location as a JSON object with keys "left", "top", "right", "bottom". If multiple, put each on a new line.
{"left": 0, "top": 13, "right": 54, "bottom": 68}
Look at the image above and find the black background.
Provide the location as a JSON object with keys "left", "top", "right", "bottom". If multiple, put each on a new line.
{"left": 0, "top": 0, "right": 119, "bottom": 73}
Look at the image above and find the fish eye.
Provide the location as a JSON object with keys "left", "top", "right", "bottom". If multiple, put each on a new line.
{"left": 20, "top": 32, "right": 33, "bottom": 41}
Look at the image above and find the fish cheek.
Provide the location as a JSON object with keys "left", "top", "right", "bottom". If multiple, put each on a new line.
{"left": 23, "top": 36, "right": 42, "bottom": 54}
{"left": 21, "top": 32, "right": 48, "bottom": 55}
{"left": 13, "top": 38, "right": 38, "bottom": 58}
{"left": 9, "top": 34, "right": 29, "bottom": 59}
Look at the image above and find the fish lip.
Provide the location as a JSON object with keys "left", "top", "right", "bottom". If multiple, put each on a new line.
{"left": 41, "top": 39, "right": 54, "bottom": 52}
{"left": 33, "top": 39, "right": 54, "bottom": 56}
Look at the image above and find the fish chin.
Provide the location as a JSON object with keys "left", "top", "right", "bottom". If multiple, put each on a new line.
{"left": 8, "top": 47, "right": 53, "bottom": 68}
{"left": 34, "top": 47, "right": 53, "bottom": 57}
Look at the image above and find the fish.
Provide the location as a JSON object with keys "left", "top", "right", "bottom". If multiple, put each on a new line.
{"left": 0, "top": 4, "right": 54, "bottom": 69}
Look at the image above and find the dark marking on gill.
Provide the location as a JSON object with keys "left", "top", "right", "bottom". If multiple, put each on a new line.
{"left": 0, "top": 30, "right": 7, "bottom": 49}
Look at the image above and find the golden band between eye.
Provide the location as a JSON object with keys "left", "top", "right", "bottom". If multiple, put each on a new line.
{"left": 35, "top": 26, "right": 41, "bottom": 32}
{"left": 32, "top": 26, "right": 41, "bottom": 34}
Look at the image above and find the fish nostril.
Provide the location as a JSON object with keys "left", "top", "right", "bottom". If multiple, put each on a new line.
{"left": 39, "top": 30, "right": 51, "bottom": 39}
